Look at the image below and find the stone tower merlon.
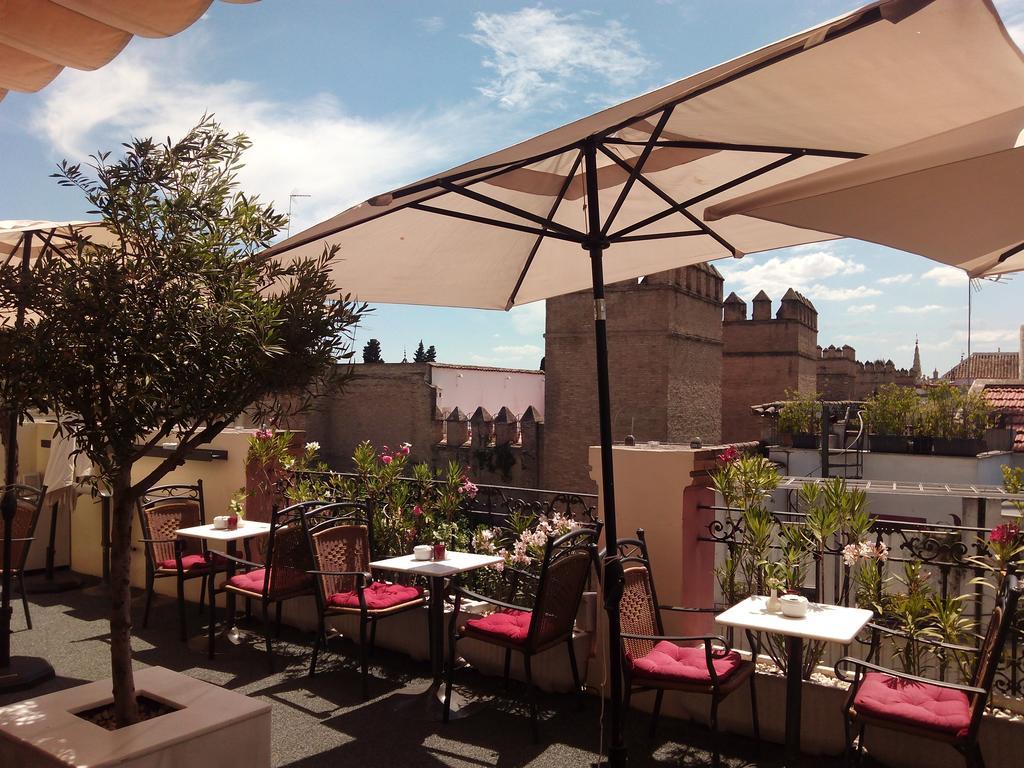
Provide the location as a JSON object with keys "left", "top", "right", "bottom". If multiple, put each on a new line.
{"left": 723, "top": 291, "right": 747, "bottom": 321}
{"left": 751, "top": 290, "right": 772, "bottom": 320}
{"left": 777, "top": 288, "right": 818, "bottom": 331}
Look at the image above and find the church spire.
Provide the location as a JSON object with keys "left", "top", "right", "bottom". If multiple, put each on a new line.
{"left": 911, "top": 335, "right": 922, "bottom": 381}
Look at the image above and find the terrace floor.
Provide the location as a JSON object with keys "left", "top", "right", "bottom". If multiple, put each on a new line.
{"left": 1, "top": 580, "right": 865, "bottom": 767}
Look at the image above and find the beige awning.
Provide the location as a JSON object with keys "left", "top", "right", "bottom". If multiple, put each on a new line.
{"left": 705, "top": 106, "right": 1024, "bottom": 277}
{"left": 0, "top": 0, "right": 256, "bottom": 101}
{"left": 267, "top": 0, "right": 1024, "bottom": 309}
{"left": 0, "top": 219, "right": 120, "bottom": 266}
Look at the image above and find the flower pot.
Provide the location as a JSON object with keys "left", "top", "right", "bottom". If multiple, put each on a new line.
{"left": 869, "top": 434, "right": 909, "bottom": 453}
{"left": 791, "top": 433, "right": 819, "bottom": 449}
{"left": 910, "top": 435, "right": 934, "bottom": 455}
{"left": 932, "top": 437, "right": 986, "bottom": 457}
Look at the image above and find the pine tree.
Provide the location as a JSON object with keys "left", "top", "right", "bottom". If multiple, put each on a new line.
{"left": 425, "top": 344, "right": 437, "bottom": 362}
{"left": 413, "top": 339, "right": 427, "bottom": 363}
{"left": 362, "top": 338, "right": 384, "bottom": 363}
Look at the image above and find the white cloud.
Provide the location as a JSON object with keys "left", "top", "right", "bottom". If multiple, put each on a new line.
{"left": 469, "top": 342, "right": 543, "bottom": 367}
{"left": 878, "top": 274, "right": 913, "bottom": 285}
{"left": 922, "top": 265, "right": 966, "bottom": 288}
{"left": 953, "top": 327, "right": 1020, "bottom": 345}
{"left": 417, "top": 16, "right": 445, "bottom": 34}
{"left": 847, "top": 304, "right": 876, "bottom": 314}
{"left": 29, "top": 41, "right": 506, "bottom": 234}
{"left": 469, "top": 8, "right": 652, "bottom": 109}
{"left": 720, "top": 248, "right": 872, "bottom": 302}
{"left": 509, "top": 301, "right": 546, "bottom": 335}
{"left": 892, "top": 304, "right": 945, "bottom": 314}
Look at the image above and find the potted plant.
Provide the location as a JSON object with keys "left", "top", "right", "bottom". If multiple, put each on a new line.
{"left": 21, "top": 118, "right": 368, "bottom": 742}
{"left": 862, "top": 383, "right": 915, "bottom": 453}
{"left": 778, "top": 390, "right": 822, "bottom": 449}
{"left": 928, "top": 383, "right": 990, "bottom": 456}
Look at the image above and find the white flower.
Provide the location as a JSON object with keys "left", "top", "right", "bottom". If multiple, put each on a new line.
{"left": 875, "top": 541, "right": 889, "bottom": 562}
{"left": 305, "top": 441, "right": 320, "bottom": 453}
{"left": 842, "top": 543, "right": 860, "bottom": 567}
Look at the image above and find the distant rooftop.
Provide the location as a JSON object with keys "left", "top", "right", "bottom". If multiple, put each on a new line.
{"left": 943, "top": 352, "right": 1019, "bottom": 382}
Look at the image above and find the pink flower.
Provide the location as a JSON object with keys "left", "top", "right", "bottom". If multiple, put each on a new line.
{"left": 255, "top": 428, "right": 273, "bottom": 440}
{"left": 842, "top": 543, "right": 860, "bottom": 567}
{"left": 412, "top": 505, "right": 423, "bottom": 517}
{"left": 399, "top": 442, "right": 411, "bottom": 455}
{"left": 459, "top": 479, "right": 478, "bottom": 499}
{"left": 380, "top": 454, "right": 393, "bottom": 465}
{"left": 717, "top": 446, "right": 739, "bottom": 463}
{"left": 990, "top": 523, "right": 1020, "bottom": 543}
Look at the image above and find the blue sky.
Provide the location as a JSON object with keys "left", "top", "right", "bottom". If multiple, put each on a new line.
{"left": 2, "top": 0, "right": 1023, "bottom": 376}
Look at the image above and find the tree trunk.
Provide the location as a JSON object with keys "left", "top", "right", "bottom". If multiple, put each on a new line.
{"left": 109, "top": 466, "right": 140, "bottom": 727}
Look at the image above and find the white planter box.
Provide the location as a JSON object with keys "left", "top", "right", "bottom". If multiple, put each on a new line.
{"left": 0, "top": 667, "right": 271, "bottom": 768}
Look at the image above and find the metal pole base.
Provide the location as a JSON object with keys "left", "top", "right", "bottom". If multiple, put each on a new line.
{"left": 0, "top": 656, "right": 55, "bottom": 694}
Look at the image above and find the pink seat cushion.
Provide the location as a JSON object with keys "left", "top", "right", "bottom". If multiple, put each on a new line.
{"left": 158, "top": 553, "right": 222, "bottom": 572}
{"left": 227, "top": 568, "right": 312, "bottom": 594}
{"left": 465, "top": 608, "right": 532, "bottom": 644}
{"left": 630, "top": 641, "right": 742, "bottom": 684}
{"left": 327, "top": 581, "right": 422, "bottom": 610}
{"left": 854, "top": 672, "right": 971, "bottom": 738}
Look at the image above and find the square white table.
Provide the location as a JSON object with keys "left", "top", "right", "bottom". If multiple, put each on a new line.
{"left": 716, "top": 596, "right": 872, "bottom": 762}
{"left": 177, "top": 521, "right": 272, "bottom": 657}
{"left": 370, "top": 551, "right": 502, "bottom": 718}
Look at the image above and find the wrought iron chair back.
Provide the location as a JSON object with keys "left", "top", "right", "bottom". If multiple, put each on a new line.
{"left": 302, "top": 500, "right": 373, "bottom": 603}
{"left": 262, "top": 501, "right": 320, "bottom": 598}
{"left": 615, "top": 531, "right": 664, "bottom": 661}
{"left": 527, "top": 527, "right": 599, "bottom": 652}
{"left": 138, "top": 482, "right": 206, "bottom": 567}
{"left": 968, "top": 572, "right": 1021, "bottom": 734}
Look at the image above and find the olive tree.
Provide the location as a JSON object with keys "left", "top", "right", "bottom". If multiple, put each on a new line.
{"left": 32, "top": 116, "right": 367, "bottom": 726}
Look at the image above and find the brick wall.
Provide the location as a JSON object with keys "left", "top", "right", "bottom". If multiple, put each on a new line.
{"left": 721, "top": 289, "right": 819, "bottom": 442}
{"left": 543, "top": 264, "right": 723, "bottom": 493}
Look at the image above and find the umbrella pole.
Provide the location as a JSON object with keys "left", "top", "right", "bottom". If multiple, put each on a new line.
{"left": 584, "top": 138, "right": 628, "bottom": 767}
{"left": 0, "top": 230, "right": 54, "bottom": 691}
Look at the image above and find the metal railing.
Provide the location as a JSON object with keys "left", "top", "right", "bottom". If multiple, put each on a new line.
{"left": 699, "top": 497, "right": 1023, "bottom": 699}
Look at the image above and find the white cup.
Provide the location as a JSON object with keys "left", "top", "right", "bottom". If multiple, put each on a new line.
{"left": 413, "top": 545, "right": 432, "bottom": 561}
{"left": 213, "top": 516, "right": 229, "bottom": 530}
{"left": 780, "top": 594, "right": 809, "bottom": 618}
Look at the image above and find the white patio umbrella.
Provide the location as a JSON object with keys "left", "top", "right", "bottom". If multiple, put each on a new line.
{"left": 0, "top": 0, "right": 256, "bottom": 101}
{"left": 705, "top": 106, "right": 1024, "bottom": 277}
{"left": 265, "top": 1, "right": 1024, "bottom": 761}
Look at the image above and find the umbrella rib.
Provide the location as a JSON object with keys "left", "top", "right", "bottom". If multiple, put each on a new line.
{"left": 604, "top": 152, "right": 801, "bottom": 240}
{"left": 997, "top": 241, "right": 1024, "bottom": 264}
{"left": 600, "top": 106, "right": 675, "bottom": 239}
{"left": 616, "top": 231, "right": 705, "bottom": 243}
{"left": 409, "top": 203, "right": 584, "bottom": 244}
{"left": 437, "top": 180, "right": 582, "bottom": 240}
{"left": 505, "top": 149, "right": 585, "bottom": 310}
{"left": 603, "top": 137, "right": 863, "bottom": 160}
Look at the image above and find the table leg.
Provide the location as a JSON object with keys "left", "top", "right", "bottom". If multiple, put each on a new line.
{"left": 785, "top": 635, "right": 804, "bottom": 764}
{"left": 429, "top": 574, "right": 445, "bottom": 685}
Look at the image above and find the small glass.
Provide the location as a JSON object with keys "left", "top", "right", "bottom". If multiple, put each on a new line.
{"left": 432, "top": 542, "right": 446, "bottom": 561}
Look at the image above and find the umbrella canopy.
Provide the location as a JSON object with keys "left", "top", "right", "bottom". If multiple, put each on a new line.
{"left": 0, "top": 219, "right": 119, "bottom": 261}
{"left": 268, "top": 0, "right": 1024, "bottom": 309}
{"left": 0, "top": 0, "right": 256, "bottom": 101}
{"left": 705, "top": 106, "right": 1024, "bottom": 277}
{"left": 266, "top": 2, "right": 1024, "bottom": 763}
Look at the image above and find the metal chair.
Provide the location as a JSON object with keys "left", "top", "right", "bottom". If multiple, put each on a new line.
{"left": 302, "top": 501, "right": 425, "bottom": 698}
{"left": 444, "top": 527, "right": 599, "bottom": 740}
{"left": 836, "top": 573, "right": 1022, "bottom": 768}
{"left": 211, "top": 500, "right": 320, "bottom": 669}
{"left": 616, "top": 529, "right": 759, "bottom": 761}
{"left": 0, "top": 484, "right": 46, "bottom": 629}
{"left": 137, "top": 481, "right": 225, "bottom": 641}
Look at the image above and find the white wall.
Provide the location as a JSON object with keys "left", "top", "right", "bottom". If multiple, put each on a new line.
{"left": 429, "top": 364, "right": 544, "bottom": 418}
{"left": 769, "top": 447, "right": 1023, "bottom": 525}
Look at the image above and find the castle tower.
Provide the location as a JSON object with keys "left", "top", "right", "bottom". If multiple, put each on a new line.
{"left": 543, "top": 264, "right": 724, "bottom": 492}
{"left": 721, "top": 288, "right": 819, "bottom": 442}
